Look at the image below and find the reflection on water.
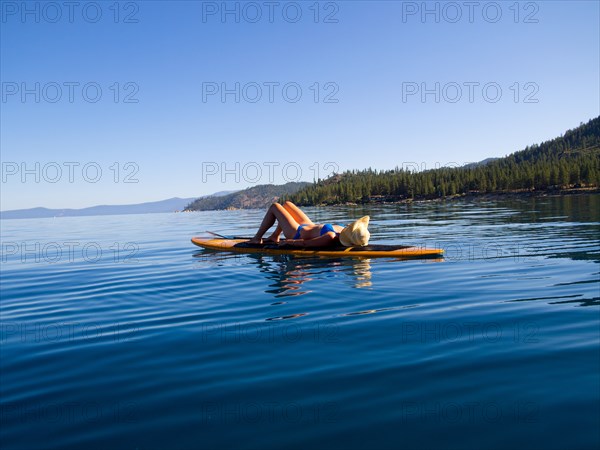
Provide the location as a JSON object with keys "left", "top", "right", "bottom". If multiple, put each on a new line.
{"left": 193, "top": 251, "right": 379, "bottom": 295}
{"left": 351, "top": 258, "right": 373, "bottom": 288}
{"left": 265, "top": 312, "right": 308, "bottom": 321}
{"left": 193, "top": 252, "right": 380, "bottom": 296}
{"left": 343, "top": 306, "right": 398, "bottom": 316}
{"left": 505, "top": 293, "right": 600, "bottom": 307}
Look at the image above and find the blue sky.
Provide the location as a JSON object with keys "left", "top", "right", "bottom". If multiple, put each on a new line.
{"left": 1, "top": 0, "right": 599, "bottom": 210}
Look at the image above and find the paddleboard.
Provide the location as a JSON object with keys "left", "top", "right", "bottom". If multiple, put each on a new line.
{"left": 191, "top": 238, "right": 444, "bottom": 259}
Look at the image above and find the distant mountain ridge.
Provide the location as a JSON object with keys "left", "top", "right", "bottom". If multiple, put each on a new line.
{"left": 185, "top": 182, "right": 310, "bottom": 211}
{"left": 0, "top": 191, "right": 235, "bottom": 220}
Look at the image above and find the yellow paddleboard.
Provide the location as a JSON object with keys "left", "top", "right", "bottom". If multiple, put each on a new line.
{"left": 191, "top": 238, "right": 444, "bottom": 259}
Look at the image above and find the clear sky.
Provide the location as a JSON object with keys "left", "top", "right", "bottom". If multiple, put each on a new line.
{"left": 1, "top": 0, "right": 599, "bottom": 210}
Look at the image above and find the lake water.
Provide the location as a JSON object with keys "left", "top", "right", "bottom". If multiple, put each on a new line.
{"left": 1, "top": 195, "right": 599, "bottom": 449}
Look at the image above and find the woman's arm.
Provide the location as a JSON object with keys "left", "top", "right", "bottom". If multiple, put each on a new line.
{"left": 283, "top": 233, "right": 336, "bottom": 248}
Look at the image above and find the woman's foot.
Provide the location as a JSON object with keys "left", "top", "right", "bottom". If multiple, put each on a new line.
{"left": 263, "top": 235, "right": 280, "bottom": 244}
{"left": 247, "top": 237, "right": 263, "bottom": 244}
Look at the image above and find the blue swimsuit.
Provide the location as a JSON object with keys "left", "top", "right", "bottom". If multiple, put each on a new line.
{"left": 293, "top": 223, "right": 338, "bottom": 239}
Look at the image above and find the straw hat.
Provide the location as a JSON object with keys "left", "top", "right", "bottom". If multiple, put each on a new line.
{"left": 339, "top": 216, "right": 370, "bottom": 247}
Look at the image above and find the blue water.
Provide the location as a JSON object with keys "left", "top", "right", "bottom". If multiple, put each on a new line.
{"left": 1, "top": 195, "right": 599, "bottom": 449}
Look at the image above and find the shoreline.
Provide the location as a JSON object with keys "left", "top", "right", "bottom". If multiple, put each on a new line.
{"left": 182, "top": 187, "right": 600, "bottom": 211}
{"left": 325, "top": 187, "right": 600, "bottom": 207}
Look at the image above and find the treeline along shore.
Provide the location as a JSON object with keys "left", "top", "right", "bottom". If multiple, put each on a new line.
{"left": 281, "top": 117, "right": 600, "bottom": 206}
{"left": 184, "top": 118, "right": 599, "bottom": 211}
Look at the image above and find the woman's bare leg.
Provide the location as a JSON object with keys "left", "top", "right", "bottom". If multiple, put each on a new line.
{"left": 249, "top": 203, "right": 299, "bottom": 243}
{"left": 265, "top": 201, "right": 309, "bottom": 242}
{"left": 264, "top": 225, "right": 283, "bottom": 243}
{"left": 264, "top": 202, "right": 312, "bottom": 242}
{"left": 283, "top": 201, "right": 313, "bottom": 225}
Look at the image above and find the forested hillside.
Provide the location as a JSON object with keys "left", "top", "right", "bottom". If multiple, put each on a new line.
{"left": 283, "top": 117, "right": 600, "bottom": 205}
{"left": 185, "top": 182, "right": 309, "bottom": 211}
